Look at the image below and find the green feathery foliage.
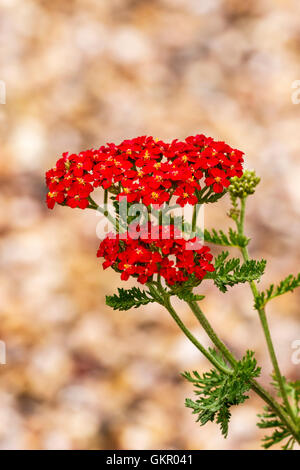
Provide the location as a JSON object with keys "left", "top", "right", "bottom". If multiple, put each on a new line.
{"left": 205, "top": 251, "right": 266, "bottom": 292}
{"left": 106, "top": 287, "right": 155, "bottom": 311}
{"left": 203, "top": 227, "right": 249, "bottom": 248}
{"left": 165, "top": 279, "right": 206, "bottom": 301}
{"left": 254, "top": 273, "right": 300, "bottom": 309}
{"left": 183, "top": 350, "right": 261, "bottom": 437}
{"left": 204, "top": 191, "right": 227, "bottom": 204}
{"left": 257, "top": 408, "right": 295, "bottom": 450}
{"left": 196, "top": 187, "right": 227, "bottom": 204}
{"left": 176, "top": 290, "right": 205, "bottom": 302}
{"left": 257, "top": 375, "right": 300, "bottom": 449}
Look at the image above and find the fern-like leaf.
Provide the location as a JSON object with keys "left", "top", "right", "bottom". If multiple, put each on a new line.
{"left": 203, "top": 228, "right": 249, "bottom": 248}
{"left": 205, "top": 190, "right": 228, "bottom": 204}
{"left": 183, "top": 351, "right": 261, "bottom": 438}
{"left": 205, "top": 251, "right": 266, "bottom": 292}
{"left": 106, "top": 287, "right": 155, "bottom": 311}
{"left": 255, "top": 273, "right": 300, "bottom": 309}
{"left": 257, "top": 375, "right": 300, "bottom": 449}
{"left": 177, "top": 291, "right": 205, "bottom": 302}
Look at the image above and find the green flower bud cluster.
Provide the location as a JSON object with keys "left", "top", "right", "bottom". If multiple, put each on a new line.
{"left": 229, "top": 170, "right": 260, "bottom": 199}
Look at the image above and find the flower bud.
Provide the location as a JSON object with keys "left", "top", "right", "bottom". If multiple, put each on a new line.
{"left": 229, "top": 170, "right": 260, "bottom": 198}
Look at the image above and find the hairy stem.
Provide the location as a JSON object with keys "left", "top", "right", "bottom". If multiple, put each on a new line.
{"left": 188, "top": 301, "right": 237, "bottom": 367}
{"left": 163, "top": 296, "right": 233, "bottom": 375}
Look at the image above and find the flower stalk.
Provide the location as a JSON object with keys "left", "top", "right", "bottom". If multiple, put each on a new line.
{"left": 235, "top": 195, "right": 297, "bottom": 425}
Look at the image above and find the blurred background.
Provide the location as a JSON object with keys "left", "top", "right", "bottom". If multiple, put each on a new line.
{"left": 0, "top": 0, "right": 300, "bottom": 450}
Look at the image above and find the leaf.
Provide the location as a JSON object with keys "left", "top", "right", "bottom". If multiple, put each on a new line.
{"left": 106, "top": 287, "right": 155, "bottom": 311}
{"left": 257, "top": 407, "right": 296, "bottom": 450}
{"left": 183, "top": 351, "right": 261, "bottom": 438}
{"left": 257, "top": 376, "right": 300, "bottom": 449}
{"left": 213, "top": 251, "right": 231, "bottom": 269}
{"left": 255, "top": 273, "right": 300, "bottom": 309}
{"left": 169, "top": 220, "right": 249, "bottom": 251}
{"left": 195, "top": 187, "right": 227, "bottom": 204}
{"left": 176, "top": 290, "right": 205, "bottom": 302}
{"left": 167, "top": 281, "right": 206, "bottom": 301}
{"left": 205, "top": 190, "right": 228, "bottom": 204}
{"left": 203, "top": 228, "right": 249, "bottom": 248}
{"left": 205, "top": 251, "right": 266, "bottom": 293}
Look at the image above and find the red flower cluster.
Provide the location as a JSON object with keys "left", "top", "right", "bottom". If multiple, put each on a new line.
{"left": 97, "top": 224, "right": 215, "bottom": 286}
{"left": 45, "top": 135, "right": 244, "bottom": 210}
{"left": 45, "top": 154, "right": 94, "bottom": 209}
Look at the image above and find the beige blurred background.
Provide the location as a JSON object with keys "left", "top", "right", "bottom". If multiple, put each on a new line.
{"left": 0, "top": 0, "right": 300, "bottom": 450}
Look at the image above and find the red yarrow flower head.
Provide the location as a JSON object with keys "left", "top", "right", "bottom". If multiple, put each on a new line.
{"left": 45, "top": 134, "right": 244, "bottom": 210}
{"left": 97, "top": 224, "right": 215, "bottom": 286}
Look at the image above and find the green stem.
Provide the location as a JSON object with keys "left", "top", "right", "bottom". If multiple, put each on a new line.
{"left": 192, "top": 204, "right": 200, "bottom": 234}
{"left": 162, "top": 295, "right": 233, "bottom": 375}
{"left": 188, "top": 301, "right": 237, "bottom": 367}
{"left": 150, "top": 282, "right": 233, "bottom": 375}
{"left": 104, "top": 189, "right": 108, "bottom": 216}
{"left": 159, "top": 208, "right": 163, "bottom": 226}
{"left": 147, "top": 204, "right": 151, "bottom": 224}
{"left": 236, "top": 197, "right": 297, "bottom": 424}
{"left": 250, "top": 379, "right": 299, "bottom": 439}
